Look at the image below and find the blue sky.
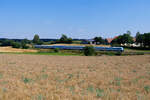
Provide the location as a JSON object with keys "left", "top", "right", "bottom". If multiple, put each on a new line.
{"left": 0, "top": 0, "right": 150, "bottom": 39}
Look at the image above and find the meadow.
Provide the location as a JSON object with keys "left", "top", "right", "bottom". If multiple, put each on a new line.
{"left": 0, "top": 54, "right": 150, "bottom": 100}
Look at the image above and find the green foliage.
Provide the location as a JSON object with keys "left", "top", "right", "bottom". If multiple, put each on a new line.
{"left": 0, "top": 39, "right": 14, "bottom": 46}
{"left": 0, "top": 39, "right": 30, "bottom": 49}
{"left": 57, "top": 34, "right": 73, "bottom": 44}
{"left": 83, "top": 46, "right": 95, "bottom": 56}
{"left": 96, "top": 88, "right": 104, "bottom": 98}
{"left": 114, "top": 77, "right": 122, "bottom": 81}
{"left": 120, "top": 33, "right": 134, "bottom": 44}
{"left": 36, "top": 94, "right": 45, "bottom": 100}
{"left": 54, "top": 48, "right": 59, "bottom": 53}
{"left": 111, "top": 31, "right": 134, "bottom": 45}
{"left": 50, "top": 41, "right": 55, "bottom": 44}
{"left": 33, "top": 34, "right": 43, "bottom": 45}
{"left": 37, "top": 40, "right": 43, "bottom": 45}
{"left": 22, "top": 38, "right": 30, "bottom": 44}
{"left": 115, "top": 52, "right": 122, "bottom": 56}
{"left": 87, "top": 85, "right": 94, "bottom": 93}
{"left": 94, "top": 36, "right": 104, "bottom": 44}
{"left": 22, "top": 44, "right": 29, "bottom": 49}
{"left": 21, "top": 39, "right": 30, "bottom": 49}
{"left": 33, "top": 34, "right": 40, "bottom": 44}
{"left": 22, "top": 77, "right": 32, "bottom": 84}
{"left": 12, "top": 41, "right": 29, "bottom": 49}
{"left": 127, "top": 30, "right": 131, "bottom": 35}
{"left": 93, "top": 36, "right": 108, "bottom": 45}
{"left": 136, "top": 32, "right": 150, "bottom": 48}
{"left": 12, "top": 42, "right": 21, "bottom": 48}
{"left": 114, "top": 77, "right": 122, "bottom": 86}
{"left": 111, "top": 43, "right": 121, "bottom": 47}
{"left": 143, "top": 33, "right": 150, "bottom": 47}
{"left": 144, "top": 86, "right": 150, "bottom": 93}
{"left": 136, "top": 32, "right": 144, "bottom": 47}
{"left": 104, "top": 39, "right": 109, "bottom": 45}
{"left": 60, "top": 34, "right": 67, "bottom": 42}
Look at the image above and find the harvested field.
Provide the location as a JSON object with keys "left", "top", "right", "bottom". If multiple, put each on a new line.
{"left": 0, "top": 54, "right": 150, "bottom": 100}
{"left": 0, "top": 47, "right": 37, "bottom": 53}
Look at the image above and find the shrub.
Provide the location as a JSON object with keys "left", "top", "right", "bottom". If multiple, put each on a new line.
{"left": 54, "top": 48, "right": 59, "bottom": 53}
{"left": 21, "top": 43, "right": 29, "bottom": 49}
{"left": 83, "top": 46, "right": 95, "bottom": 56}
{"left": 22, "top": 44, "right": 29, "bottom": 49}
{"left": 115, "top": 52, "right": 122, "bottom": 56}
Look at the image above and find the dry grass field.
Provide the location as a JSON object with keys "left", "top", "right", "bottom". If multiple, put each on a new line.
{"left": 0, "top": 54, "right": 150, "bottom": 100}
{"left": 51, "top": 44, "right": 110, "bottom": 47}
{"left": 0, "top": 47, "right": 37, "bottom": 53}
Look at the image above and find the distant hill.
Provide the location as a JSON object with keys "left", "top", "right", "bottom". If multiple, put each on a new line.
{"left": 0, "top": 38, "right": 87, "bottom": 42}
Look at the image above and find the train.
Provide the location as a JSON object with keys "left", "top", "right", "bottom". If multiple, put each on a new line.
{"left": 34, "top": 45, "right": 124, "bottom": 52}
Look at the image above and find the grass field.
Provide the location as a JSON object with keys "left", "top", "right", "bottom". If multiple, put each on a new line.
{"left": 0, "top": 54, "right": 150, "bottom": 100}
{"left": 124, "top": 48, "right": 150, "bottom": 53}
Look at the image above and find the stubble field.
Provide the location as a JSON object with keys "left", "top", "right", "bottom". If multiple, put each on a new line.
{"left": 0, "top": 54, "right": 150, "bottom": 100}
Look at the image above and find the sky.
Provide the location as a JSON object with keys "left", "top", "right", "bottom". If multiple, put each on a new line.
{"left": 0, "top": 0, "right": 150, "bottom": 39}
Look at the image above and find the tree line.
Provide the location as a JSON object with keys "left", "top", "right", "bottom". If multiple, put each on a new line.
{"left": 0, "top": 31, "right": 150, "bottom": 49}
{"left": 135, "top": 32, "right": 150, "bottom": 47}
{"left": 0, "top": 34, "right": 73, "bottom": 49}
{"left": 111, "top": 31, "right": 150, "bottom": 48}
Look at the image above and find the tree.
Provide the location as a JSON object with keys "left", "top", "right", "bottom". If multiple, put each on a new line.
{"left": 136, "top": 32, "right": 140, "bottom": 39}
{"left": 127, "top": 30, "right": 131, "bottom": 35}
{"left": 33, "top": 34, "right": 40, "bottom": 44}
{"left": 22, "top": 38, "right": 31, "bottom": 44}
{"left": 135, "top": 32, "right": 150, "bottom": 48}
{"left": 121, "top": 33, "right": 134, "bottom": 45}
{"left": 111, "top": 35, "right": 123, "bottom": 45}
{"left": 111, "top": 33, "right": 133, "bottom": 46}
{"left": 60, "top": 34, "right": 68, "bottom": 42}
{"left": 136, "top": 32, "right": 144, "bottom": 47}
{"left": 104, "top": 39, "right": 109, "bottom": 45}
{"left": 58, "top": 34, "right": 72, "bottom": 44}
{"left": 94, "top": 36, "right": 104, "bottom": 45}
{"left": 143, "top": 33, "right": 150, "bottom": 47}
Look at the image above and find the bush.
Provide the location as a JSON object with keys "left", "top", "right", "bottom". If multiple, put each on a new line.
{"left": 12, "top": 42, "right": 21, "bottom": 48}
{"left": 54, "top": 48, "right": 59, "bottom": 53}
{"left": 22, "top": 44, "right": 29, "bottom": 49}
{"left": 83, "top": 46, "right": 95, "bottom": 56}
{"left": 115, "top": 52, "right": 122, "bottom": 56}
